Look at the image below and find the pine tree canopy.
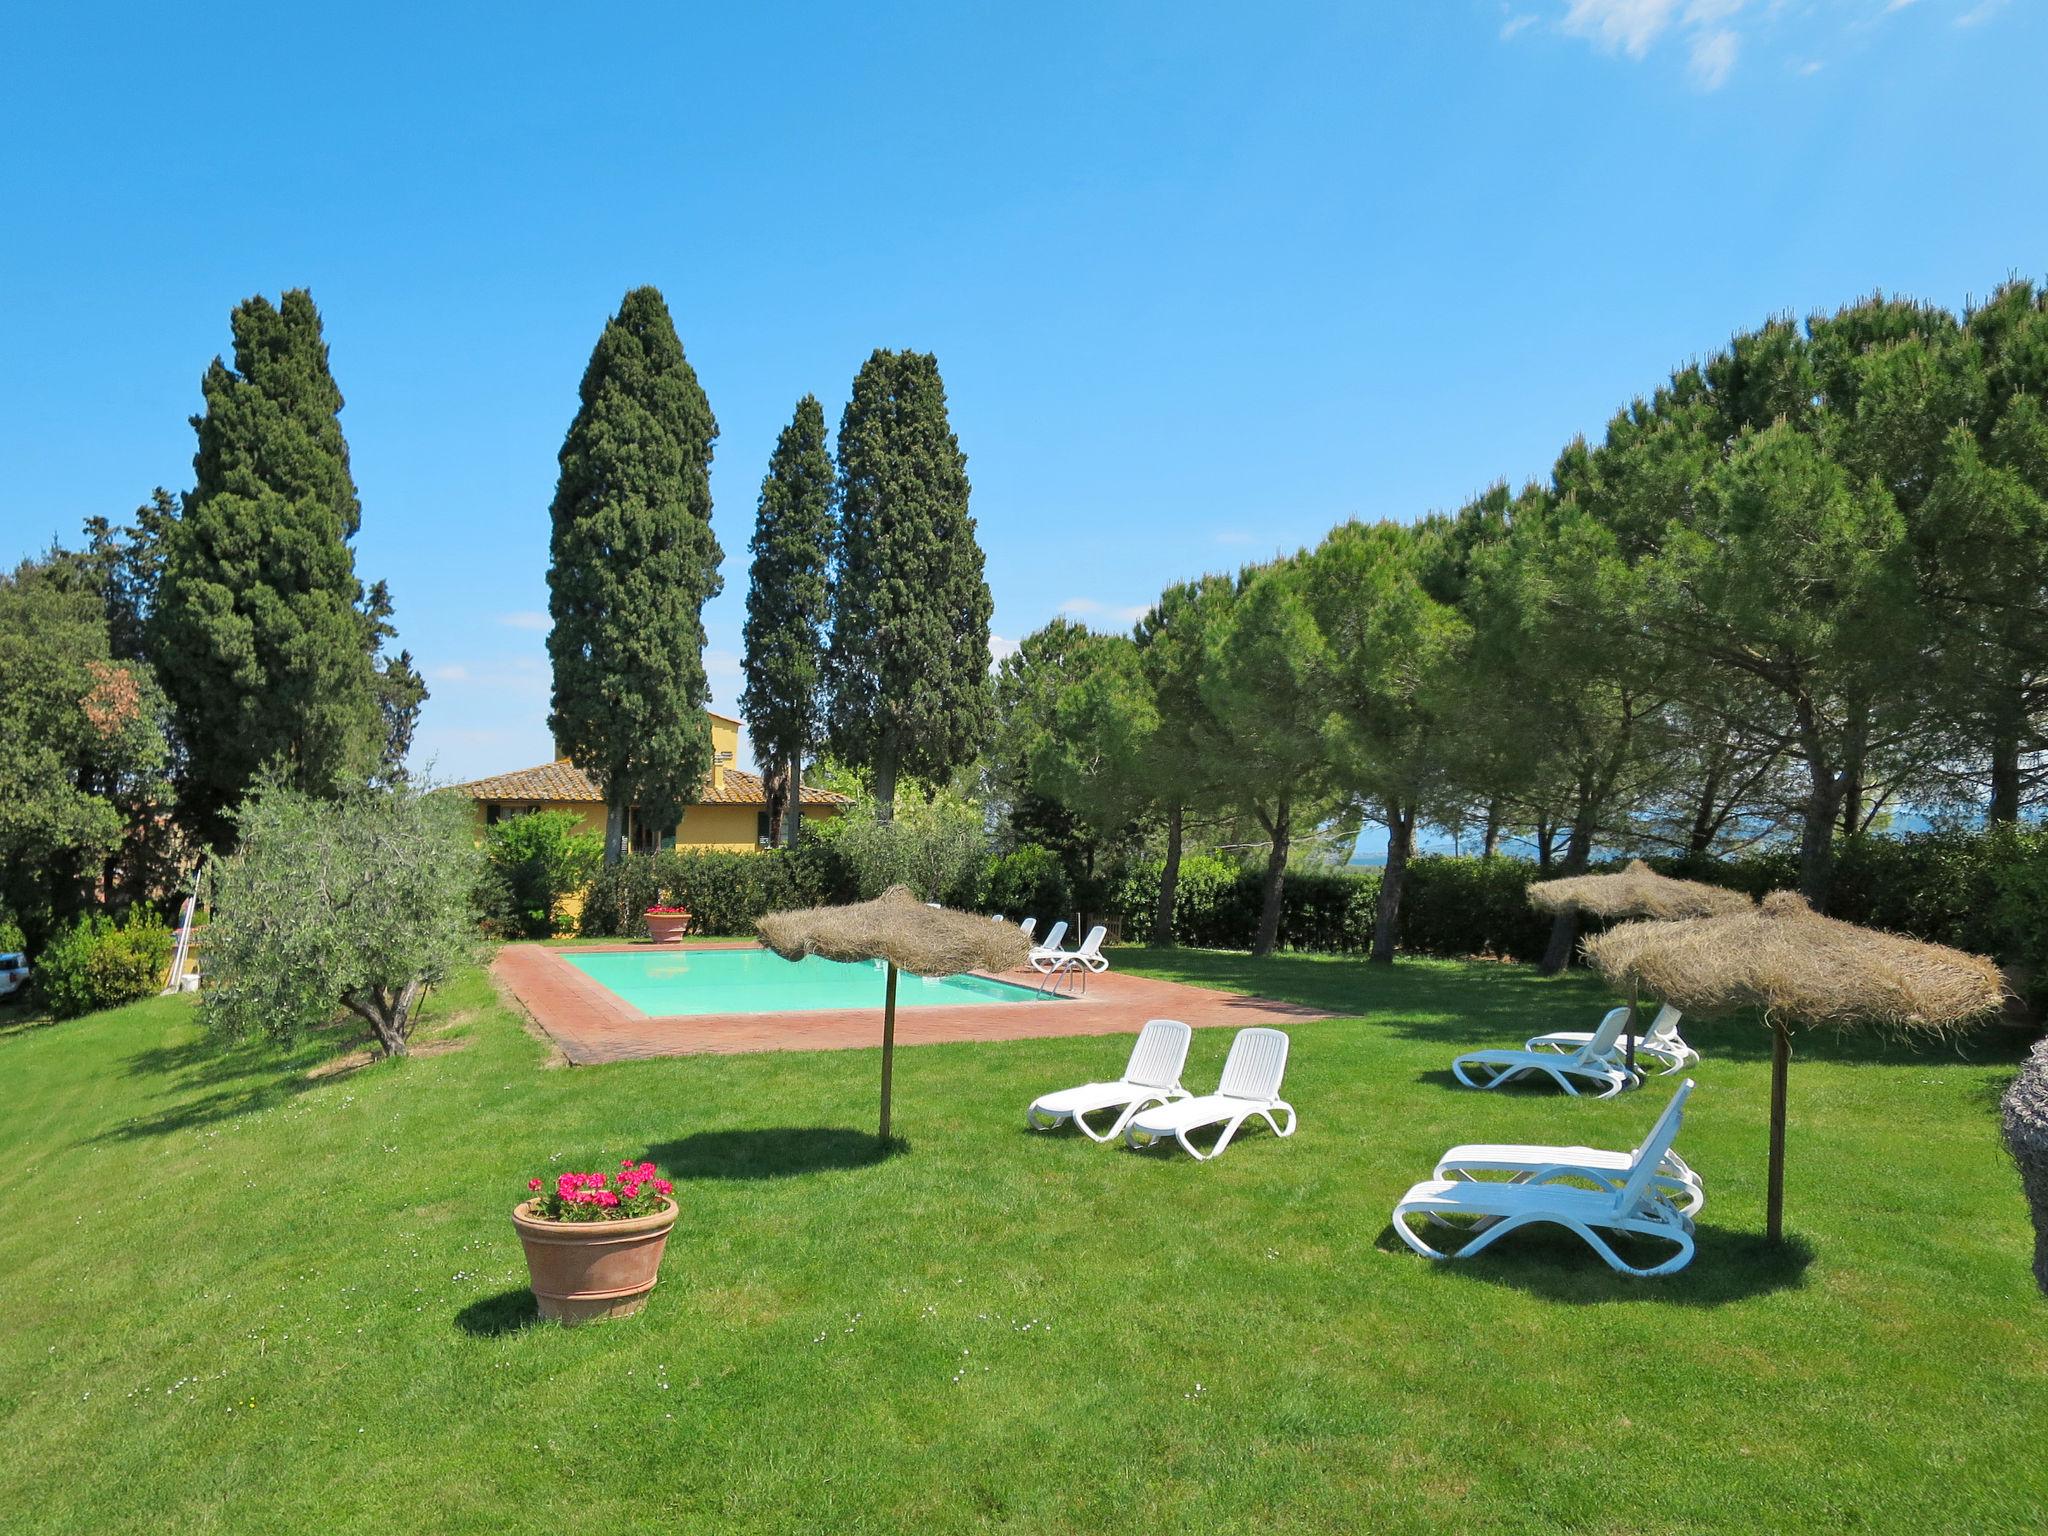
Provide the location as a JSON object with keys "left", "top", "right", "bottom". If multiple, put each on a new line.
{"left": 152, "top": 289, "right": 393, "bottom": 846}
{"left": 741, "top": 394, "right": 835, "bottom": 839}
{"left": 826, "top": 349, "right": 993, "bottom": 812}
{"left": 547, "top": 286, "right": 723, "bottom": 853}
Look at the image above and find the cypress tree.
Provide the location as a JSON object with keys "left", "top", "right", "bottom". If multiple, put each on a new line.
{"left": 153, "top": 290, "right": 390, "bottom": 847}
{"left": 740, "top": 395, "right": 834, "bottom": 846}
{"left": 825, "top": 350, "right": 993, "bottom": 820}
{"left": 546, "top": 287, "right": 722, "bottom": 866}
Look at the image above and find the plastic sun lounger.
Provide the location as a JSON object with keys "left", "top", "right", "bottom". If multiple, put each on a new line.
{"left": 1026, "top": 1019, "right": 1192, "bottom": 1142}
{"left": 1392, "top": 1081, "right": 1699, "bottom": 1277}
{"left": 1431, "top": 1082, "right": 1704, "bottom": 1216}
{"left": 1527, "top": 1003, "right": 1699, "bottom": 1075}
{"left": 1035, "top": 925, "right": 1109, "bottom": 993}
{"left": 1124, "top": 1027, "right": 1296, "bottom": 1161}
{"left": 1025, "top": 921, "right": 1070, "bottom": 972}
{"left": 1450, "top": 1005, "right": 1637, "bottom": 1098}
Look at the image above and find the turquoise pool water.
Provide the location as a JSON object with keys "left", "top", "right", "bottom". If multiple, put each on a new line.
{"left": 560, "top": 946, "right": 1054, "bottom": 1017}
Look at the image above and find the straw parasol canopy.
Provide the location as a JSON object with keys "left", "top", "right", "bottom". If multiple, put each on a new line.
{"left": 757, "top": 886, "right": 1032, "bottom": 1139}
{"left": 1528, "top": 860, "right": 1753, "bottom": 922}
{"left": 1586, "top": 891, "right": 2004, "bottom": 1240}
{"left": 1529, "top": 860, "right": 1754, "bottom": 1067}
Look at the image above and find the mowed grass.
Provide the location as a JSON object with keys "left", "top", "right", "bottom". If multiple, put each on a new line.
{"left": 2, "top": 948, "right": 2044, "bottom": 1534}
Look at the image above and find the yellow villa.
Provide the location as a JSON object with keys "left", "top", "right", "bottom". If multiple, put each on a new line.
{"left": 452, "top": 710, "right": 850, "bottom": 852}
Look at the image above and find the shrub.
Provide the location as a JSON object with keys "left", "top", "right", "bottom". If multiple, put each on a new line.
{"left": 481, "top": 810, "right": 601, "bottom": 938}
{"left": 1398, "top": 855, "right": 1554, "bottom": 961}
{"left": 34, "top": 909, "right": 174, "bottom": 1018}
{"left": 203, "top": 780, "right": 482, "bottom": 1057}
{"left": 0, "top": 915, "right": 24, "bottom": 956}
{"left": 810, "top": 786, "right": 986, "bottom": 905}
{"left": 983, "top": 846, "right": 1072, "bottom": 927}
{"left": 578, "top": 844, "right": 857, "bottom": 939}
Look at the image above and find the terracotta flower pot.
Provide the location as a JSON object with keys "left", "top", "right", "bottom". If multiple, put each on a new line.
{"left": 512, "top": 1198, "right": 678, "bottom": 1325}
{"left": 645, "top": 910, "right": 691, "bottom": 943}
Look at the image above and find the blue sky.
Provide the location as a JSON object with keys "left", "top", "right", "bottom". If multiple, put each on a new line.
{"left": 4, "top": 1, "right": 2044, "bottom": 786}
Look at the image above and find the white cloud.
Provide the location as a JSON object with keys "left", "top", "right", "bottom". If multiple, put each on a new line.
{"left": 1795, "top": 58, "right": 1824, "bottom": 75}
{"left": 1500, "top": 12, "right": 1540, "bottom": 40}
{"left": 1561, "top": 0, "right": 1686, "bottom": 58}
{"left": 703, "top": 648, "right": 743, "bottom": 682}
{"left": 1956, "top": 0, "right": 2009, "bottom": 26}
{"left": 428, "top": 663, "right": 470, "bottom": 683}
{"left": 1057, "top": 596, "right": 1150, "bottom": 624}
{"left": 1688, "top": 26, "right": 1741, "bottom": 87}
{"left": 989, "top": 634, "right": 1019, "bottom": 665}
{"left": 1550, "top": 0, "right": 1753, "bottom": 88}
{"left": 1883, "top": 0, "right": 1920, "bottom": 11}
{"left": 498, "top": 610, "right": 549, "bottom": 631}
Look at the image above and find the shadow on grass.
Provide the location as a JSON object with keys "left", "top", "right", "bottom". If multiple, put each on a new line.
{"left": 456, "top": 1288, "right": 539, "bottom": 1337}
{"left": 1369, "top": 1220, "right": 1814, "bottom": 1305}
{"left": 92, "top": 1026, "right": 369, "bottom": 1144}
{"left": 645, "top": 1127, "right": 907, "bottom": 1180}
{"left": 1116, "top": 946, "right": 2031, "bottom": 1072}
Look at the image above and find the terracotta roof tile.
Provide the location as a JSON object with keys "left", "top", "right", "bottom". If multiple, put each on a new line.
{"left": 453, "top": 759, "right": 851, "bottom": 809}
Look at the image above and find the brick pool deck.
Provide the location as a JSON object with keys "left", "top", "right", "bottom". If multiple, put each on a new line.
{"left": 494, "top": 940, "right": 1332, "bottom": 1065}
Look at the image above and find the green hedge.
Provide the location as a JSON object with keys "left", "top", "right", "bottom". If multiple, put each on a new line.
{"left": 579, "top": 845, "right": 859, "bottom": 939}
{"left": 570, "top": 826, "right": 2048, "bottom": 993}
{"left": 1111, "top": 854, "right": 1552, "bottom": 960}
{"left": 35, "top": 909, "right": 175, "bottom": 1019}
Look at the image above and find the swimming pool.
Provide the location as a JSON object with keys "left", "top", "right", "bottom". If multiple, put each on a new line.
{"left": 559, "top": 946, "right": 1055, "bottom": 1017}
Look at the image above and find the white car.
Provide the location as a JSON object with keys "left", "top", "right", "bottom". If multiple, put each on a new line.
{"left": 0, "top": 953, "right": 29, "bottom": 1000}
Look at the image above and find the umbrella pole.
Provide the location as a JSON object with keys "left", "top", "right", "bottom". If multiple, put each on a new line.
{"left": 879, "top": 961, "right": 898, "bottom": 1142}
{"left": 1767, "top": 1016, "right": 1791, "bottom": 1243}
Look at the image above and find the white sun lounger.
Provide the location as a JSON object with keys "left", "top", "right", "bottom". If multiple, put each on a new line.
{"left": 1016, "top": 917, "right": 1036, "bottom": 941}
{"left": 1451, "top": 1005, "right": 1636, "bottom": 1098}
{"left": 1035, "top": 925, "right": 1108, "bottom": 992}
{"left": 1024, "top": 920, "right": 1068, "bottom": 970}
{"left": 1026, "top": 1019, "right": 1192, "bottom": 1142}
{"left": 1431, "top": 1080, "right": 1704, "bottom": 1215}
{"left": 1392, "top": 1081, "right": 1699, "bottom": 1276}
{"left": 1124, "top": 1027, "right": 1296, "bottom": 1161}
{"left": 1527, "top": 1003, "right": 1699, "bottom": 1075}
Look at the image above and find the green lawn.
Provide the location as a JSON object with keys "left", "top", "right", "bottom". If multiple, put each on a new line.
{"left": 2, "top": 948, "right": 2043, "bottom": 1533}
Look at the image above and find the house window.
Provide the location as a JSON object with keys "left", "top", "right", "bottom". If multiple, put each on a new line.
{"left": 630, "top": 813, "right": 661, "bottom": 856}
{"left": 756, "top": 811, "right": 773, "bottom": 847}
{"left": 484, "top": 803, "right": 502, "bottom": 826}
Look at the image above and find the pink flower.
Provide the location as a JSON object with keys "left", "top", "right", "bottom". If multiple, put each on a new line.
{"left": 528, "top": 1178, "right": 543, "bottom": 1192}
{"left": 637, "top": 1162, "right": 656, "bottom": 1177}
{"left": 653, "top": 1179, "right": 673, "bottom": 1196}
{"left": 622, "top": 1158, "right": 635, "bottom": 1171}
{"left": 597, "top": 1191, "right": 620, "bottom": 1208}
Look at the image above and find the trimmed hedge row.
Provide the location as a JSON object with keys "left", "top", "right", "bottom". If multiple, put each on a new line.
{"left": 1111, "top": 853, "right": 1554, "bottom": 961}
{"left": 573, "top": 826, "right": 2048, "bottom": 995}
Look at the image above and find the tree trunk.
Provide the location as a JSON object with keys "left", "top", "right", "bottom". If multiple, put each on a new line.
{"left": 1481, "top": 799, "right": 1500, "bottom": 860}
{"left": 1252, "top": 800, "right": 1291, "bottom": 959}
{"left": 1838, "top": 761, "right": 1863, "bottom": 840}
{"left": 1990, "top": 693, "right": 2024, "bottom": 824}
{"left": 1540, "top": 818, "right": 1597, "bottom": 974}
{"left": 1686, "top": 752, "right": 1727, "bottom": 857}
{"left": 1767, "top": 1017, "right": 1792, "bottom": 1243}
{"left": 786, "top": 765, "right": 802, "bottom": 849}
{"left": 351, "top": 978, "right": 424, "bottom": 1058}
{"left": 603, "top": 798, "right": 626, "bottom": 868}
{"left": 1534, "top": 815, "right": 1555, "bottom": 876}
{"left": 873, "top": 741, "right": 898, "bottom": 825}
{"left": 1370, "top": 805, "right": 1413, "bottom": 966}
{"left": 878, "top": 962, "right": 898, "bottom": 1141}
{"left": 1151, "top": 802, "right": 1184, "bottom": 947}
{"left": 1793, "top": 697, "right": 1841, "bottom": 911}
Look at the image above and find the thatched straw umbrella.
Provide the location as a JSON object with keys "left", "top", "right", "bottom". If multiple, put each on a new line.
{"left": 756, "top": 886, "right": 1031, "bottom": 1140}
{"left": 1529, "top": 860, "right": 1753, "bottom": 1070}
{"left": 2003, "top": 1039, "right": 2048, "bottom": 1295}
{"left": 1586, "top": 891, "right": 2004, "bottom": 1241}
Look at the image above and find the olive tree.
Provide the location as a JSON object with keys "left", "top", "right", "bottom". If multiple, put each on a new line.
{"left": 203, "top": 779, "right": 482, "bottom": 1057}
